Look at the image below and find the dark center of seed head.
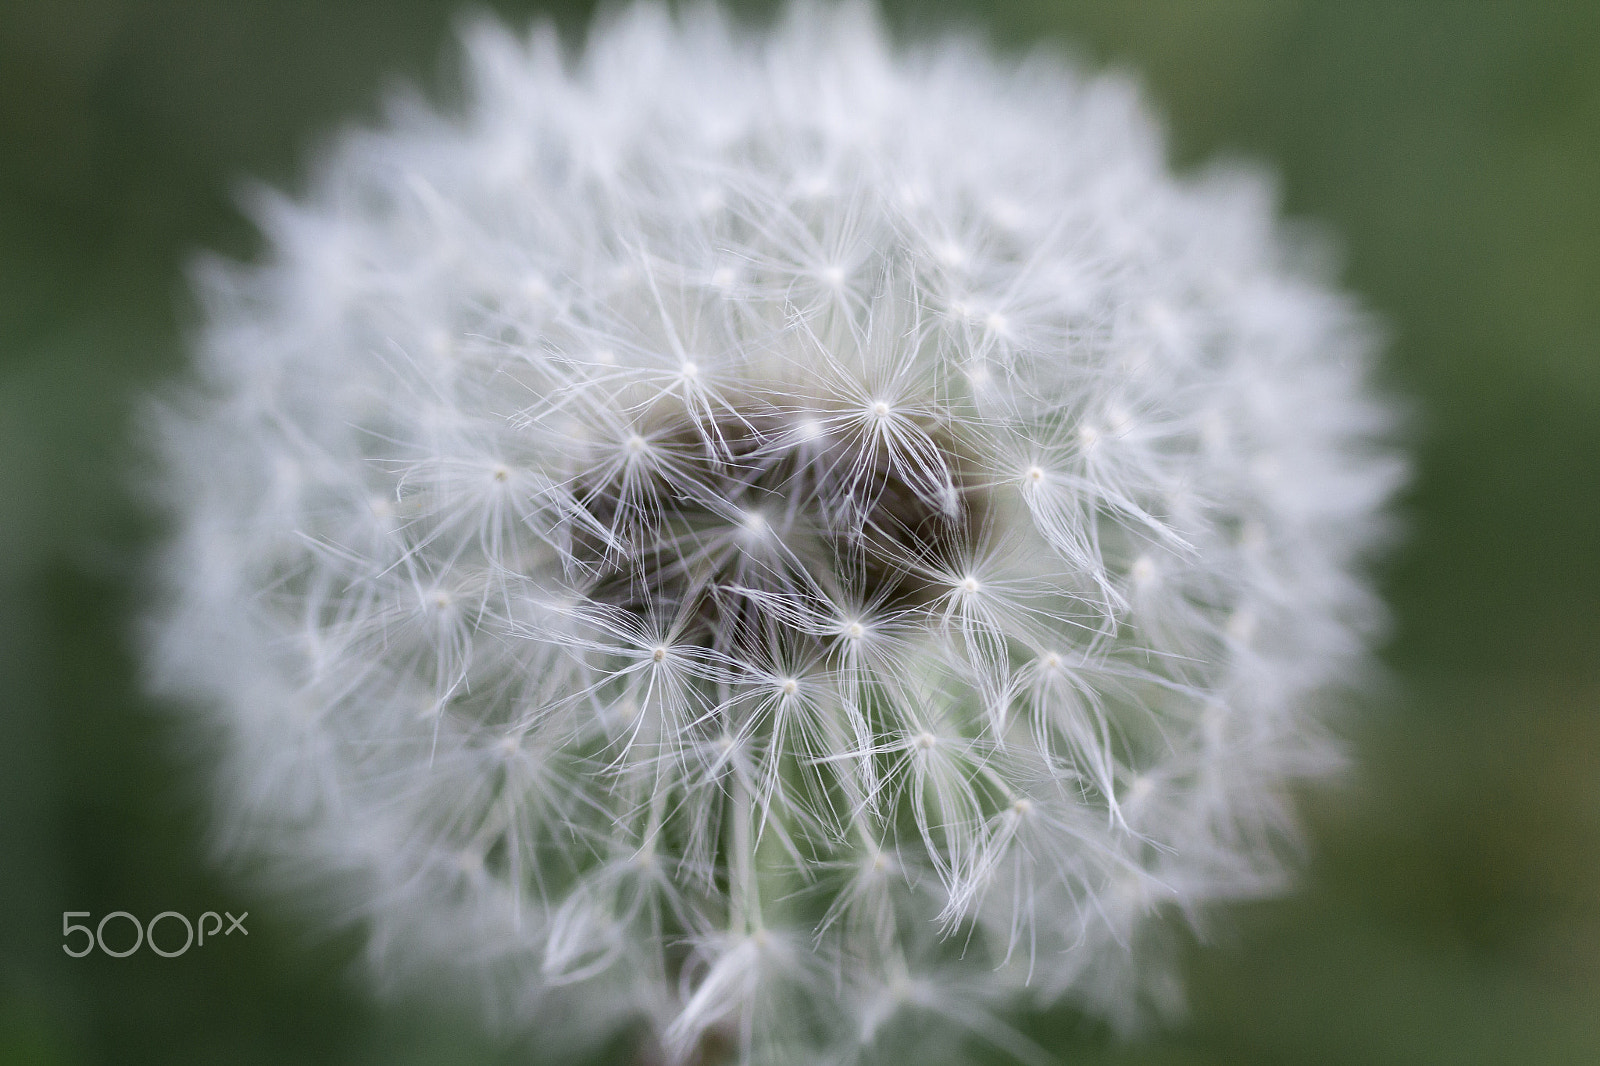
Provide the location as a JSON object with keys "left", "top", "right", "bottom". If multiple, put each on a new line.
{"left": 573, "top": 412, "right": 987, "bottom": 654}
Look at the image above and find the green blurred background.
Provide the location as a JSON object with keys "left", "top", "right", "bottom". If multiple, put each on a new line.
{"left": 3, "top": 1, "right": 1598, "bottom": 1062}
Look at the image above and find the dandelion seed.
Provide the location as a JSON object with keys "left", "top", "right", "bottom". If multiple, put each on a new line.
{"left": 1131, "top": 556, "right": 1157, "bottom": 587}
{"left": 523, "top": 273, "right": 552, "bottom": 302}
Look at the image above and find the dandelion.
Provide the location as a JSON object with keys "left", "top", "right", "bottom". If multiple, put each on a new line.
{"left": 147, "top": 3, "right": 1401, "bottom": 1062}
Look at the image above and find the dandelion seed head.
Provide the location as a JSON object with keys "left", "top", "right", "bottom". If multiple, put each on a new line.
{"left": 148, "top": 4, "right": 1401, "bottom": 1062}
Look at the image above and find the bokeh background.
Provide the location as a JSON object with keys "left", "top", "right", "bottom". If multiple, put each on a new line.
{"left": 3, "top": 1, "right": 1598, "bottom": 1062}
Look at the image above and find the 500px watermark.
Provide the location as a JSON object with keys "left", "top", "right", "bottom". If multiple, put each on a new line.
{"left": 62, "top": 910, "right": 247, "bottom": 958}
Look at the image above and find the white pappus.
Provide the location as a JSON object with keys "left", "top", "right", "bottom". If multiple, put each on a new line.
{"left": 146, "top": 3, "right": 1403, "bottom": 1063}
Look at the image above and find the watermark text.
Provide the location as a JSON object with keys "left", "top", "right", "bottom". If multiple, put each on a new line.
{"left": 63, "top": 910, "right": 247, "bottom": 958}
